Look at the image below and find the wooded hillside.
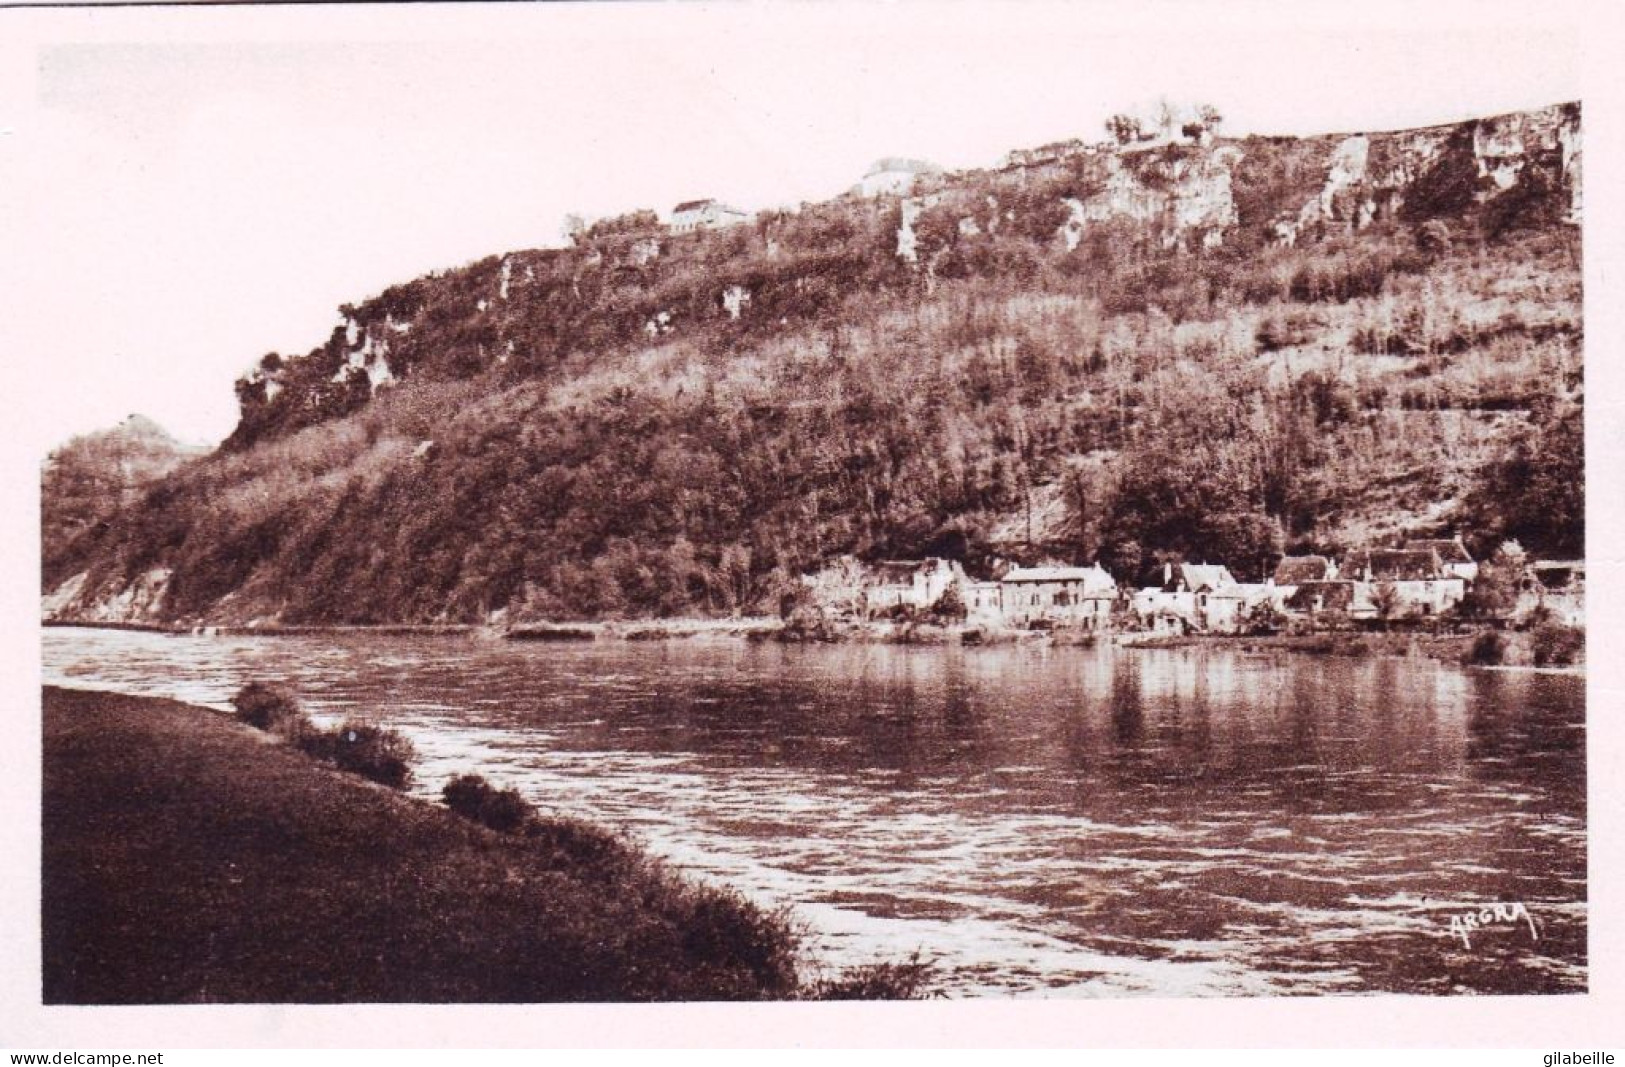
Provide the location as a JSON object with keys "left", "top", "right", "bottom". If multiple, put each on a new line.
{"left": 43, "top": 104, "right": 1584, "bottom": 625}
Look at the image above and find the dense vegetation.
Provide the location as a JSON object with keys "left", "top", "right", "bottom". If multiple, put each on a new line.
{"left": 44, "top": 106, "right": 1584, "bottom": 624}
{"left": 41, "top": 415, "right": 204, "bottom": 583}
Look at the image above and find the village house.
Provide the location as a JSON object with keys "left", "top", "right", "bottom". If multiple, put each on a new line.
{"left": 860, "top": 558, "right": 966, "bottom": 617}
{"left": 1273, "top": 554, "right": 1337, "bottom": 586}
{"left": 1530, "top": 560, "right": 1585, "bottom": 626}
{"left": 963, "top": 580, "right": 1005, "bottom": 625}
{"left": 669, "top": 199, "right": 751, "bottom": 234}
{"left": 998, "top": 565, "right": 1118, "bottom": 629}
{"left": 1283, "top": 579, "right": 1361, "bottom": 619}
{"left": 1131, "top": 562, "right": 1235, "bottom": 631}
{"left": 800, "top": 556, "right": 967, "bottom": 619}
{"left": 858, "top": 158, "right": 945, "bottom": 198}
{"left": 1266, "top": 554, "right": 1338, "bottom": 615}
{"left": 1203, "top": 582, "right": 1276, "bottom": 633}
{"left": 1345, "top": 547, "right": 1466, "bottom": 619}
{"left": 1403, "top": 537, "right": 1478, "bottom": 582}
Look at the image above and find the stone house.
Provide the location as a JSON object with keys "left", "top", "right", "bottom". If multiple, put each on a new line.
{"left": 801, "top": 556, "right": 968, "bottom": 619}
{"left": 669, "top": 199, "right": 751, "bottom": 234}
{"left": 1203, "top": 582, "right": 1275, "bottom": 633}
{"left": 1273, "top": 554, "right": 1337, "bottom": 586}
{"left": 1345, "top": 547, "right": 1466, "bottom": 618}
{"left": 1131, "top": 563, "right": 1234, "bottom": 630}
{"left": 999, "top": 565, "right": 1118, "bottom": 628}
{"left": 1283, "top": 579, "right": 1361, "bottom": 618}
{"left": 964, "top": 581, "right": 1005, "bottom": 625}
{"left": 860, "top": 558, "right": 966, "bottom": 617}
{"left": 1530, "top": 560, "right": 1584, "bottom": 626}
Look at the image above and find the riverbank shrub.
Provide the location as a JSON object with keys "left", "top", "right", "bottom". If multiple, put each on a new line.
{"left": 1531, "top": 623, "right": 1583, "bottom": 667}
{"left": 805, "top": 955, "right": 936, "bottom": 1000}
{"left": 526, "top": 815, "right": 639, "bottom": 873}
{"left": 1467, "top": 630, "right": 1507, "bottom": 666}
{"left": 231, "top": 682, "right": 310, "bottom": 737}
{"left": 299, "top": 722, "right": 416, "bottom": 789}
{"left": 443, "top": 773, "right": 533, "bottom": 833}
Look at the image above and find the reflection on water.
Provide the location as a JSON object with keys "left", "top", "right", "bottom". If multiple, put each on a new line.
{"left": 43, "top": 629, "right": 1586, "bottom": 997}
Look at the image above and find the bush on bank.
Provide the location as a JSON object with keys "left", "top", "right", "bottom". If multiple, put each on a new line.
{"left": 231, "top": 683, "right": 415, "bottom": 789}
{"left": 297, "top": 722, "right": 416, "bottom": 790}
{"left": 231, "top": 681, "right": 311, "bottom": 738}
{"left": 443, "top": 773, "right": 533, "bottom": 833}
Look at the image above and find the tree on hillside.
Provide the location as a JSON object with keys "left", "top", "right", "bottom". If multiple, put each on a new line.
{"left": 1154, "top": 98, "right": 1177, "bottom": 140}
{"left": 1460, "top": 540, "right": 1528, "bottom": 620}
{"left": 1464, "top": 401, "right": 1583, "bottom": 558}
{"left": 1096, "top": 440, "right": 1285, "bottom": 581}
{"left": 1371, "top": 581, "right": 1401, "bottom": 628}
{"left": 1106, "top": 114, "right": 1144, "bottom": 145}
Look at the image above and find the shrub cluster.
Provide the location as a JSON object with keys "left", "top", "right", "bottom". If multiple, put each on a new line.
{"left": 1466, "top": 630, "right": 1507, "bottom": 666}
{"left": 442, "top": 774, "right": 534, "bottom": 833}
{"left": 231, "top": 681, "right": 310, "bottom": 737}
{"left": 804, "top": 956, "right": 937, "bottom": 1000}
{"left": 230, "top": 682, "right": 415, "bottom": 789}
{"left": 298, "top": 723, "right": 416, "bottom": 789}
{"left": 1531, "top": 623, "right": 1583, "bottom": 668}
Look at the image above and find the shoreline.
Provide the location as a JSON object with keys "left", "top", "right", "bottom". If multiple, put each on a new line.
{"left": 44, "top": 616, "right": 1583, "bottom": 671}
{"left": 1119, "top": 630, "right": 1586, "bottom": 673}
{"left": 41, "top": 684, "right": 912, "bottom": 1003}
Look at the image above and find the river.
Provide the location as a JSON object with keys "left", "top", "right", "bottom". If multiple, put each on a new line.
{"left": 42, "top": 627, "right": 1586, "bottom": 997}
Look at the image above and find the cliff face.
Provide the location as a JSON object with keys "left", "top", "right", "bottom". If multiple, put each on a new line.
{"left": 44, "top": 103, "right": 1583, "bottom": 626}
{"left": 222, "top": 104, "right": 1579, "bottom": 455}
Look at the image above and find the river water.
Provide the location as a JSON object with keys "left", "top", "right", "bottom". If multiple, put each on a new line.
{"left": 42, "top": 627, "right": 1586, "bottom": 997}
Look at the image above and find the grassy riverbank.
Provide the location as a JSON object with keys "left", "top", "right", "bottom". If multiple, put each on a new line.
{"left": 42, "top": 686, "right": 921, "bottom": 1003}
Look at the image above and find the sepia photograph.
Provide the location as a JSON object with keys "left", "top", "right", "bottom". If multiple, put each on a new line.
{"left": 6, "top": 0, "right": 1613, "bottom": 1048}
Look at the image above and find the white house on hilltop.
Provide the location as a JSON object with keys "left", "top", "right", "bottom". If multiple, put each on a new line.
{"left": 669, "top": 199, "right": 751, "bottom": 234}
{"left": 858, "top": 158, "right": 945, "bottom": 198}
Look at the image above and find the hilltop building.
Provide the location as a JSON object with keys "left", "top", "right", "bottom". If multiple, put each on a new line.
{"left": 669, "top": 199, "right": 751, "bottom": 234}
{"left": 858, "top": 158, "right": 945, "bottom": 198}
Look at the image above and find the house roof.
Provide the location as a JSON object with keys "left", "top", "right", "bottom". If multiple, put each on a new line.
{"left": 1001, "top": 565, "right": 1116, "bottom": 593}
{"left": 672, "top": 199, "right": 747, "bottom": 216}
{"left": 1403, "top": 538, "right": 1474, "bottom": 565}
{"left": 1350, "top": 548, "right": 1443, "bottom": 581}
{"left": 1533, "top": 560, "right": 1584, "bottom": 590}
{"left": 1177, "top": 563, "right": 1234, "bottom": 593}
{"left": 1284, "top": 580, "right": 1357, "bottom": 612}
{"left": 1273, "top": 555, "right": 1332, "bottom": 585}
{"left": 872, "top": 559, "right": 942, "bottom": 576}
{"left": 1211, "top": 582, "right": 1272, "bottom": 600}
